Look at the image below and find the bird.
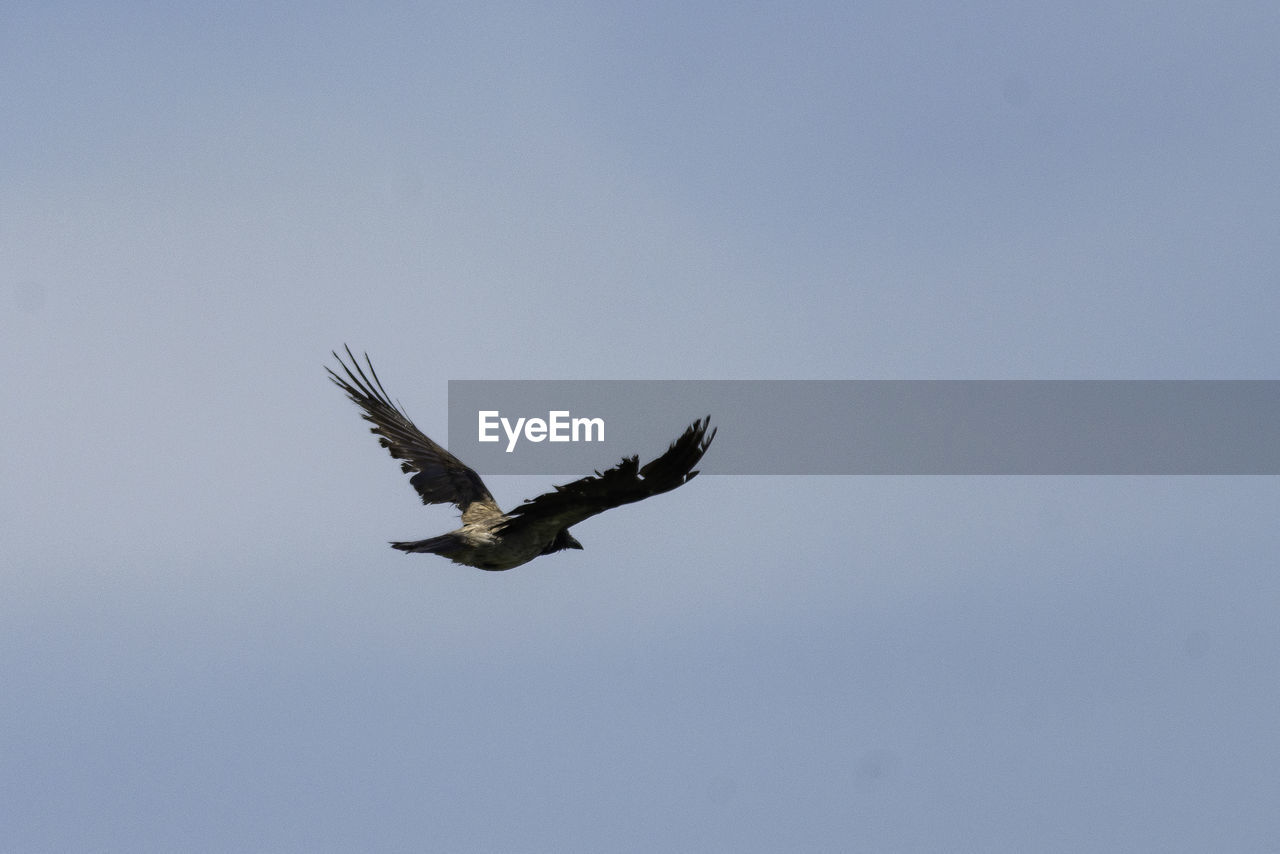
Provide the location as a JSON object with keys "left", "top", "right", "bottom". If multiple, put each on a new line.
{"left": 327, "top": 346, "right": 716, "bottom": 571}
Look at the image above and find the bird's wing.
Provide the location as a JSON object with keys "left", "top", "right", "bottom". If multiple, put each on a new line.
{"left": 328, "top": 346, "right": 502, "bottom": 524}
{"left": 499, "top": 416, "right": 716, "bottom": 535}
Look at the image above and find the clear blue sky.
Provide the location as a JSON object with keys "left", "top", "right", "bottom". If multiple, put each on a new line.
{"left": 4, "top": 2, "right": 1279, "bottom": 851}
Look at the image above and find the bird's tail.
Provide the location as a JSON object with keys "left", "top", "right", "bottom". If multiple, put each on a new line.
{"left": 390, "top": 533, "right": 462, "bottom": 555}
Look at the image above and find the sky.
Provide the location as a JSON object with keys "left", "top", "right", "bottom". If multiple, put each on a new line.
{"left": 3, "top": 2, "right": 1280, "bottom": 851}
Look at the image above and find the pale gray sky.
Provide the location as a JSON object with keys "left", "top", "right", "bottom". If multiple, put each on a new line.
{"left": 4, "top": 2, "right": 1279, "bottom": 851}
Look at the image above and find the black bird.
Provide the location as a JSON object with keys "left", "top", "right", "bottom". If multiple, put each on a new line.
{"left": 328, "top": 347, "right": 716, "bottom": 571}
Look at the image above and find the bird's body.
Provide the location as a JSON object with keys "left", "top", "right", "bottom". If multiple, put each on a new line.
{"left": 328, "top": 347, "right": 715, "bottom": 571}
{"left": 392, "top": 523, "right": 574, "bottom": 572}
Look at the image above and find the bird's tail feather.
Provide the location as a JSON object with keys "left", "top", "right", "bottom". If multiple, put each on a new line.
{"left": 390, "top": 533, "right": 462, "bottom": 555}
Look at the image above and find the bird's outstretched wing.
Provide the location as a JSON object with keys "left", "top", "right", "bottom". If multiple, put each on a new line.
{"left": 499, "top": 416, "right": 716, "bottom": 536}
{"left": 327, "top": 346, "right": 501, "bottom": 524}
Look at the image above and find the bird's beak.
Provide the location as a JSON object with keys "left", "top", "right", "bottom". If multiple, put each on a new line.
{"left": 567, "top": 535, "right": 584, "bottom": 550}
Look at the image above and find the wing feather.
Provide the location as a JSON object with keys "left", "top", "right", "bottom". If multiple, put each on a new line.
{"left": 500, "top": 416, "right": 716, "bottom": 535}
{"left": 328, "top": 346, "right": 501, "bottom": 523}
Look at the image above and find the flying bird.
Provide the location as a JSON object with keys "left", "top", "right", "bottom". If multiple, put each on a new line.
{"left": 328, "top": 347, "right": 716, "bottom": 571}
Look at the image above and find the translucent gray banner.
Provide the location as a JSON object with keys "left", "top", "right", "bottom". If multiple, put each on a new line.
{"left": 447, "top": 381, "right": 1280, "bottom": 475}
